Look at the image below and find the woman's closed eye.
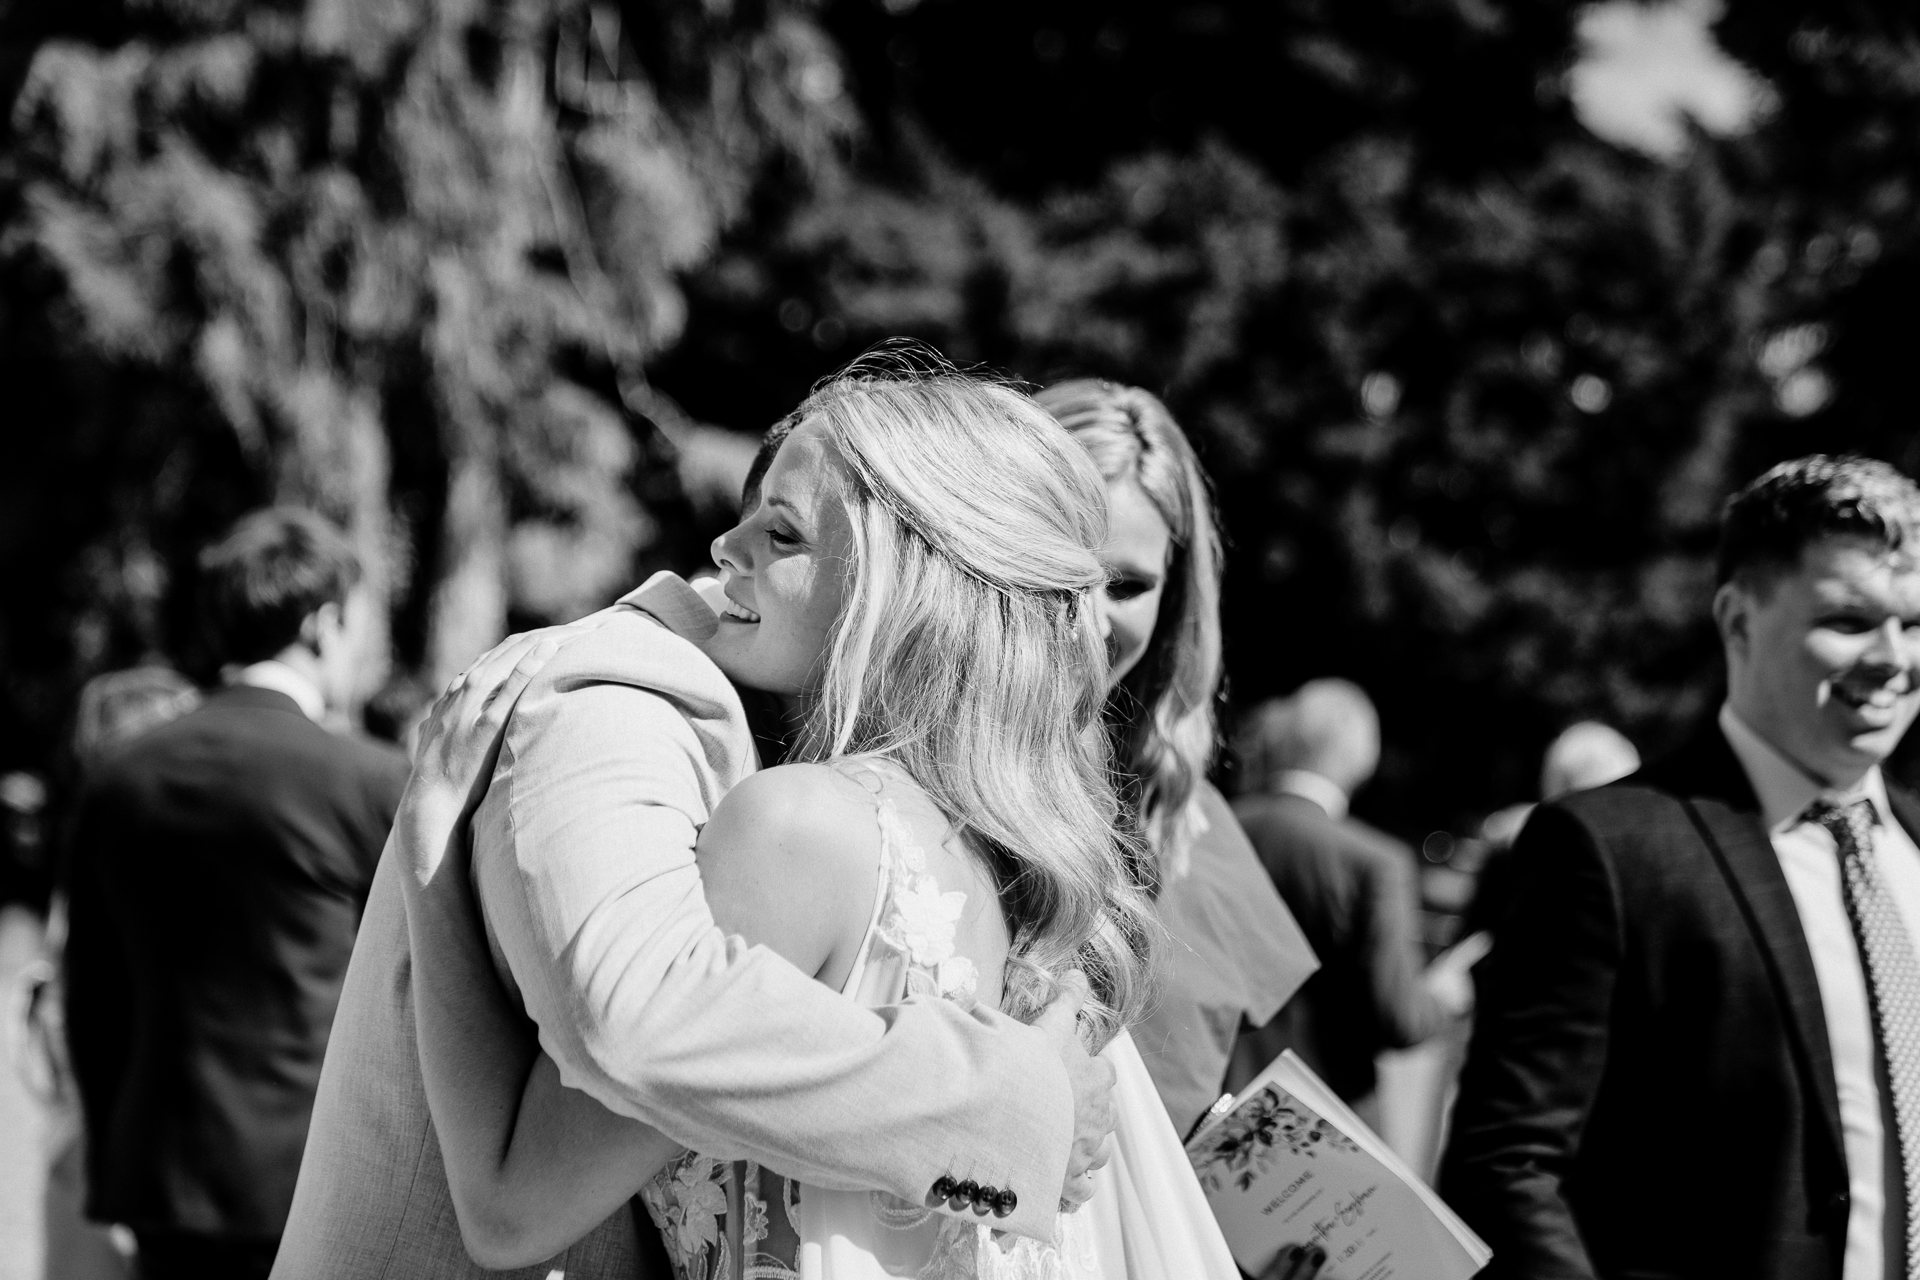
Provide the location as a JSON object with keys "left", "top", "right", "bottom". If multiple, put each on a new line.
{"left": 1106, "top": 575, "right": 1156, "bottom": 602}
{"left": 766, "top": 525, "right": 803, "bottom": 550}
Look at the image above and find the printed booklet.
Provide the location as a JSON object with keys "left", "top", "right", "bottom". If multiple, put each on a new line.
{"left": 1183, "top": 1050, "right": 1491, "bottom": 1279}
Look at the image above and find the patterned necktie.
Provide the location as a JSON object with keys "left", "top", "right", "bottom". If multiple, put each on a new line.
{"left": 1810, "top": 797, "right": 1920, "bottom": 1278}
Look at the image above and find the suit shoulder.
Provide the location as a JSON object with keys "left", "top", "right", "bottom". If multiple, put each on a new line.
{"left": 1548, "top": 778, "right": 1695, "bottom": 836}
{"left": 1340, "top": 816, "right": 1415, "bottom": 860}
{"left": 528, "top": 605, "right": 738, "bottom": 708}
{"left": 1517, "top": 782, "right": 1707, "bottom": 891}
{"left": 1231, "top": 792, "right": 1330, "bottom": 836}
{"left": 76, "top": 702, "right": 216, "bottom": 791}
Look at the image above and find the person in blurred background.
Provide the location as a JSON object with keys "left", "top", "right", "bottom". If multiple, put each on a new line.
{"left": 30, "top": 668, "right": 204, "bottom": 1280}
{"left": 1466, "top": 720, "right": 1641, "bottom": 940}
{"left": 62, "top": 508, "right": 409, "bottom": 1280}
{"left": 1540, "top": 720, "right": 1644, "bottom": 803}
{"left": 1442, "top": 455, "right": 1920, "bottom": 1280}
{"left": 1227, "top": 679, "right": 1475, "bottom": 1129}
{"left": 1037, "top": 378, "right": 1317, "bottom": 1142}
{"left": 71, "top": 669, "right": 203, "bottom": 772}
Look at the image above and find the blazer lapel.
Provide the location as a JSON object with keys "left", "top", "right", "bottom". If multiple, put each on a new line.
{"left": 1888, "top": 781, "right": 1920, "bottom": 860}
{"left": 1663, "top": 727, "right": 1845, "bottom": 1169}
{"left": 1690, "top": 797, "right": 1845, "bottom": 1153}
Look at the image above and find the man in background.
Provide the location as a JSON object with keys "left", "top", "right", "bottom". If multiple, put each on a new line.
{"left": 1466, "top": 720, "right": 1642, "bottom": 940}
{"left": 63, "top": 508, "right": 410, "bottom": 1280}
{"left": 1442, "top": 455, "right": 1920, "bottom": 1280}
{"left": 1228, "top": 678, "right": 1473, "bottom": 1126}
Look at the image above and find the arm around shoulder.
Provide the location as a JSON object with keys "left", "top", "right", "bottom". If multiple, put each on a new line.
{"left": 689, "top": 762, "right": 1079, "bottom": 1243}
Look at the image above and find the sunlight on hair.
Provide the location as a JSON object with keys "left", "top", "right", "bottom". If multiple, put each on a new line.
{"left": 1038, "top": 379, "right": 1224, "bottom": 887}
{"left": 787, "top": 344, "right": 1159, "bottom": 1045}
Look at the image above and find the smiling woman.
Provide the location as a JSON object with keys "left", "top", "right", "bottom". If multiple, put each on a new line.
{"left": 706, "top": 423, "right": 855, "bottom": 696}
{"left": 1037, "top": 378, "right": 1317, "bottom": 1141}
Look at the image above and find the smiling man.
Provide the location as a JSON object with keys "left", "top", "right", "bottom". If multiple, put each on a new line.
{"left": 1441, "top": 455, "right": 1920, "bottom": 1280}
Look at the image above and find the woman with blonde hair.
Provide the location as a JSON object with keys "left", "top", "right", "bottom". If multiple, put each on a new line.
{"left": 1035, "top": 379, "right": 1318, "bottom": 1140}
{"left": 391, "top": 352, "right": 1241, "bottom": 1278}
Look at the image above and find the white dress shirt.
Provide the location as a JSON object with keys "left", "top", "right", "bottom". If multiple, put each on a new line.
{"left": 1721, "top": 704, "right": 1920, "bottom": 1280}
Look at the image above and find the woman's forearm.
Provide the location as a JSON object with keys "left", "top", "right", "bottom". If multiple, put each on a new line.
{"left": 399, "top": 799, "right": 680, "bottom": 1268}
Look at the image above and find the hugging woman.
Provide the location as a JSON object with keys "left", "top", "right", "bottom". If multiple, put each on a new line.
{"left": 383, "top": 357, "right": 1243, "bottom": 1279}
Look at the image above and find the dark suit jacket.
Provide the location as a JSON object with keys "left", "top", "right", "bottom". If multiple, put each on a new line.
{"left": 1437, "top": 724, "right": 1912, "bottom": 1280}
{"left": 1231, "top": 790, "right": 1444, "bottom": 1103}
{"left": 64, "top": 685, "right": 410, "bottom": 1238}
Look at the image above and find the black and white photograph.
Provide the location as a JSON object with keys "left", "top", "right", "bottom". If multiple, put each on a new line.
{"left": 1, "top": 2, "right": 1916, "bottom": 1279}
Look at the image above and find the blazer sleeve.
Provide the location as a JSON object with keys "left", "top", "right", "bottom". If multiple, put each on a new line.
{"left": 1355, "top": 833, "right": 1446, "bottom": 1050}
{"left": 1438, "top": 803, "right": 1621, "bottom": 1280}
{"left": 474, "top": 669, "right": 1075, "bottom": 1243}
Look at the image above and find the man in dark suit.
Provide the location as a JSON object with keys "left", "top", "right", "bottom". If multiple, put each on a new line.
{"left": 1230, "top": 679, "right": 1472, "bottom": 1128}
{"left": 64, "top": 508, "right": 411, "bottom": 1280}
{"left": 1440, "top": 454, "right": 1920, "bottom": 1280}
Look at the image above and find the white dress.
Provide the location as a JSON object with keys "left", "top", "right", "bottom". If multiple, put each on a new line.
{"left": 639, "top": 769, "right": 1239, "bottom": 1280}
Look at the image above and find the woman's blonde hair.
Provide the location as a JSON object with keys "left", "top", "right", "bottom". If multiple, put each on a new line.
{"left": 1035, "top": 379, "right": 1223, "bottom": 888}
{"left": 784, "top": 349, "right": 1156, "bottom": 1045}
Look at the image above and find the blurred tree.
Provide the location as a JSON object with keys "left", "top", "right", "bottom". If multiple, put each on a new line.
{"left": 1711, "top": 5, "right": 1920, "bottom": 473}
{"left": 648, "top": 0, "right": 1906, "bottom": 833}
{"left": 6, "top": 0, "right": 1917, "bottom": 840}
{"left": 0, "top": 0, "right": 851, "bottom": 772}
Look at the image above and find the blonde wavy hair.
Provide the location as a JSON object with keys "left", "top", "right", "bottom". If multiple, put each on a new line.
{"left": 784, "top": 350, "right": 1156, "bottom": 1046}
{"left": 1035, "top": 379, "right": 1223, "bottom": 888}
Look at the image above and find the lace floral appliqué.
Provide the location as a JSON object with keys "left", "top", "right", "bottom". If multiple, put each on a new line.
{"left": 641, "top": 1154, "right": 792, "bottom": 1280}
{"left": 872, "top": 797, "right": 979, "bottom": 1006}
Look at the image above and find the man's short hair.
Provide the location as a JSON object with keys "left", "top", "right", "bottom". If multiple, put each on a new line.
{"left": 199, "top": 508, "right": 359, "bottom": 665}
{"left": 1717, "top": 454, "right": 1920, "bottom": 589}
{"left": 1234, "top": 678, "right": 1381, "bottom": 795}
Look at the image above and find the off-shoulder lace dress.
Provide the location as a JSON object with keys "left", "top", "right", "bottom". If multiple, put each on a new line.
{"left": 637, "top": 762, "right": 1240, "bottom": 1280}
{"left": 637, "top": 764, "right": 1096, "bottom": 1280}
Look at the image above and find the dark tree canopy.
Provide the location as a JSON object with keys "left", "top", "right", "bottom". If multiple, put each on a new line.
{"left": 4, "top": 0, "right": 1918, "bottom": 853}
{"left": 650, "top": 0, "right": 1920, "bottom": 834}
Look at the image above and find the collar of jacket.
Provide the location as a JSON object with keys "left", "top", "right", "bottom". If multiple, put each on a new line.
{"left": 617, "top": 571, "right": 721, "bottom": 643}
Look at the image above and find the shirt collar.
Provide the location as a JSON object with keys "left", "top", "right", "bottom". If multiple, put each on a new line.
{"left": 616, "top": 571, "right": 720, "bottom": 642}
{"left": 226, "top": 659, "right": 326, "bottom": 723}
{"left": 1717, "top": 703, "right": 1891, "bottom": 835}
{"left": 1274, "top": 769, "right": 1351, "bottom": 822}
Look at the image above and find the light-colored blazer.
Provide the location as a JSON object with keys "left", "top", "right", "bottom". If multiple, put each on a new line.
{"left": 274, "top": 576, "right": 1075, "bottom": 1279}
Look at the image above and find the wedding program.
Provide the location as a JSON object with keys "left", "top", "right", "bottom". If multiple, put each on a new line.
{"left": 1185, "top": 1052, "right": 1491, "bottom": 1280}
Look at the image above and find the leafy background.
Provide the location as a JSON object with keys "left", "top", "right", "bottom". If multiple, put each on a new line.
{"left": 4, "top": 0, "right": 1919, "bottom": 867}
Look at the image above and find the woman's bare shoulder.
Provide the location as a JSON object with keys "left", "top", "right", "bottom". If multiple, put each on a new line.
{"left": 705, "top": 763, "right": 884, "bottom": 856}
{"left": 696, "top": 763, "right": 885, "bottom": 978}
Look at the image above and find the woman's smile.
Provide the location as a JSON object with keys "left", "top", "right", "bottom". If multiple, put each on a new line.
{"left": 702, "top": 421, "right": 853, "bottom": 696}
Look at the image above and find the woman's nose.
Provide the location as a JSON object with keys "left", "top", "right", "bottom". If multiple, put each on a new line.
{"left": 1091, "top": 590, "right": 1114, "bottom": 643}
{"left": 711, "top": 525, "right": 748, "bottom": 576}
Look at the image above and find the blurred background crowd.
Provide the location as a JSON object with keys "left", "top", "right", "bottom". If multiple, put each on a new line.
{"left": 3, "top": 0, "right": 1920, "bottom": 1274}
